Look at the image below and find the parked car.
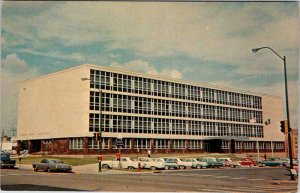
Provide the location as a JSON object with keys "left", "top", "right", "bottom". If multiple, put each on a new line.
{"left": 239, "top": 158, "right": 257, "bottom": 167}
{"left": 137, "top": 157, "right": 165, "bottom": 170}
{"left": 258, "top": 159, "right": 283, "bottom": 167}
{"left": 32, "top": 159, "right": 72, "bottom": 172}
{"left": 101, "top": 157, "right": 145, "bottom": 169}
{"left": 161, "top": 158, "right": 179, "bottom": 170}
{"left": 197, "top": 157, "right": 223, "bottom": 168}
{"left": 162, "top": 158, "right": 190, "bottom": 169}
{"left": 184, "top": 158, "right": 208, "bottom": 169}
{"left": 1, "top": 153, "right": 16, "bottom": 169}
{"left": 218, "top": 158, "right": 241, "bottom": 168}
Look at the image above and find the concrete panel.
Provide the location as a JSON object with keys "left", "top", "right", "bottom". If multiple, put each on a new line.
{"left": 17, "top": 65, "right": 91, "bottom": 140}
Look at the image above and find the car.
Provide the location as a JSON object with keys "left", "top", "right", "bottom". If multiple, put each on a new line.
{"left": 1, "top": 153, "right": 16, "bottom": 169}
{"left": 101, "top": 157, "right": 145, "bottom": 169}
{"left": 161, "top": 158, "right": 179, "bottom": 170}
{"left": 162, "top": 157, "right": 190, "bottom": 169}
{"left": 197, "top": 157, "right": 223, "bottom": 168}
{"left": 32, "top": 159, "right": 72, "bottom": 172}
{"left": 239, "top": 158, "right": 257, "bottom": 167}
{"left": 258, "top": 159, "right": 283, "bottom": 167}
{"left": 218, "top": 158, "right": 241, "bottom": 168}
{"left": 137, "top": 157, "right": 165, "bottom": 170}
{"left": 184, "top": 158, "right": 208, "bottom": 169}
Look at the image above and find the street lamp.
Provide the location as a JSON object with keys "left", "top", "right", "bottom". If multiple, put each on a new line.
{"left": 81, "top": 77, "right": 103, "bottom": 172}
{"left": 251, "top": 46, "right": 294, "bottom": 180}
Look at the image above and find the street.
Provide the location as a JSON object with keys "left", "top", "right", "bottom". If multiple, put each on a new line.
{"left": 1, "top": 167, "right": 298, "bottom": 192}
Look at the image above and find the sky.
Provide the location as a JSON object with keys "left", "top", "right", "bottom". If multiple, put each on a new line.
{"left": 1, "top": 2, "right": 299, "bottom": 136}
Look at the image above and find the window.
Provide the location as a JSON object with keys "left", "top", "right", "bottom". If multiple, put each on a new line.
{"left": 221, "top": 141, "right": 230, "bottom": 149}
{"left": 69, "top": 138, "right": 83, "bottom": 149}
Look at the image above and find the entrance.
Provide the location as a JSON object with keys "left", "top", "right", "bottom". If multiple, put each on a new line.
{"left": 204, "top": 143, "right": 210, "bottom": 152}
{"left": 30, "top": 140, "right": 41, "bottom": 153}
{"left": 203, "top": 139, "right": 222, "bottom": 153}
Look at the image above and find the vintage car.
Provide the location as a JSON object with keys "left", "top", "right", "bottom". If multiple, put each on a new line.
{"left": 162, "top": 157, "right": 190, "bottom": 169}
{"left": 1, "top": 153, "right": 16, "bottom": 169}
{"left": 218, "top": 158, "right": 241, "bottom": 168}
{"left": 161, "top": 158, "right": 179, "bottom": 170}
{"left": 197, "top": 157, "right": 223, "bottom": 168}
{"left": 258, "top": 159, "right": 283, "bottom": 167}
{"left": 32, "top": 159, "right": 72, "bottom": 172}
{"left": 137, "top": 157, "right": 165, "bottom": 170}
{"left": 239, "top": 158, "right": 257, "bottom": 167}
{"left": 184, "top": 158, "right": 208, "bottom": 169}
{"left": 101, "top": 157, "right": 145, "bottom": 169}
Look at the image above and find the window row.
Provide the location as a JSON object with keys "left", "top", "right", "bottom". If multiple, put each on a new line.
{"left": 69, "top": 138, "right": 284, "bottom": 150}
{"left": 89, "top": 114, "right": 264, "bottom": 138}
{"left": 90, "top": 92, "right": 263, "bottom": 123}
{"left": 90, "top": 69, "right": 262, "bottom": 109}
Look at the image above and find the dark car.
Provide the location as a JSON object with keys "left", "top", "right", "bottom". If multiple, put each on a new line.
{"left": 33, "top": 159, "right": 72, "bottom": 172}
{"left": 1, "top": 153, "right": 16, "bottom": 169}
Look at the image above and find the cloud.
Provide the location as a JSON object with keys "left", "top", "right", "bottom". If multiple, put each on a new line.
{"left": 109, "top": 60, "right": 183, "bottom": 79}
{"left": 2, "top": 54, "right": 28, "bottom": 73}
{"left": 2, "top": 2, "right": 298, "bottom": 64}
{"left": 1, "top": 53, "right": 39, "bottom": 132}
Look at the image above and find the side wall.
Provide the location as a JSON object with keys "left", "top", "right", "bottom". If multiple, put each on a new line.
{"left": 17, "top": 65, "right": 91, "bottom": 140}
{"left": 261, "top": 95, "right": 285, "bottom": 141}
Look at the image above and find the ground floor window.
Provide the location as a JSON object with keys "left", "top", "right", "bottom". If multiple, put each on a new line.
{"left": 88, "top": 138, "right": 109, "bottom": 149}
{"left": 155, "top": 139, "right": 169, "bottom": 149}
{"left": 173, "top": 139, "right": 185, "bottom": 149}
{"left": 221, "top": 141, "right": 230, "bottom": 149}
{"left": 69, "top": 138, "right": 83, "bottom": 149}
{"left": 235, "top": 141, "right": 242, "bottom": 149}
{"left": 274, "top": 142, "right": 284, "bottom": 149}
{"left": 244, "top": 141, "right": 254, "bottom": 149}
{"left": 135, "top": 138, "right": 151, "bottom": 149}
{"left": 189, "top": 140, "right": 202, "bottom": 149}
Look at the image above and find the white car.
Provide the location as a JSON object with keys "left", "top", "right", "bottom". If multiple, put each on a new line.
{"left": 218, "top": 158, "right": 241, "bottom": 168}
{"left": 101, "top": 157, "right": 145, "bottom": 169}
{"left": 184, "top": 158, "right": 208, "bottom": 169}
{"left": 138, "top": 157, "right": 165, "bottom": 170}
{"left": 162, "top": 157, "right": 190, "bottom": 169}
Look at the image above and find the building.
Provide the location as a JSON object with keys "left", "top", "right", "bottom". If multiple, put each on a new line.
{"left": 17, "top": 64, "right": 286, "bottom": 154}
{"left": 1, "top": 136, "right": 17, "bottom": 154}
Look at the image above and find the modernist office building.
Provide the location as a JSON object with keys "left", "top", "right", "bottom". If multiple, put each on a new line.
{"left": 17, "top": 64, "right": 285, "bottom": 154}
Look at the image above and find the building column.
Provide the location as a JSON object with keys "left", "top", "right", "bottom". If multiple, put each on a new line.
{"left": 150, "top": 139, "right": 155, "bottom": 153}
{"left": 185, "top": 140, "right": 189, "bottom": 153}
{"left": 130, "top": 138, "right": 135, "bottom": 153}
{"left": 109, "top": 138, "right": 113, "bottom": 152}
{"left": 83, "top": 137, "right": 89, "bottom": 155}
{"left": 168, "top": 139, "right": 173, "bottom": 151}
{"left": 16, "top": 140, "right": 22, "bottom": 155}
{"left": 28, "top": 140, "right": 34, "bottom": 154}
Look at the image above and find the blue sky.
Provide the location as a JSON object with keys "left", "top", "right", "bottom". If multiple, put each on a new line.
{"left": 1, "top": 2, "right": 299, "bottom": 136}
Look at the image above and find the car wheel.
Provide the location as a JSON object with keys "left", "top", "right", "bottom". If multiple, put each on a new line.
{"left": 262, "top": 164, "right": 266, "bottom": 167}
{"left": 34, "top": 167, "right": 38, "bottom": 172}
{"left": 196, "top": 164, "right": 202, "bottom": 169}
{"left": 128, "top": 166, "right": 134, "bottom": 170}
{"left": 279, "top": 164, "right": 283, "bottom": 167}
{"left": 150, "top": 166, "right": 156, "bottom": 171}
{"left": 230, "top": 165, "right": 234, "bottom": 168}
{"left": 165, "top": 166, "right": 170, "bottom": 170}
{"left": 102, "top": 164, "right": 109, "bottom": 169}
{"left": 250, "top": 164, "right": 254, "bottom": 167}
{"left": 179, "top": 165, "right": 185, "bottom": 169}
{"left": 47, "top": 168, "right": 51, "bottom": 172}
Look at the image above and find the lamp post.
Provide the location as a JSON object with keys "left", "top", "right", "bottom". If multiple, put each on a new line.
{"left": 81, "top": 77, "right": 103, "bottom": 172}
{"left": 251, "top": 47, "right": 294, "bottom": 180}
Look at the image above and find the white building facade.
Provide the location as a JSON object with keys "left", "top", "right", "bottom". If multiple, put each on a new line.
{"left": 17, "top": 64, "right": 285, "bottom": 154}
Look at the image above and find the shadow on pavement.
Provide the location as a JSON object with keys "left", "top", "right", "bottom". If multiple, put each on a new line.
{"left": 1, "top": 184, "right": 83, "bottom": 191}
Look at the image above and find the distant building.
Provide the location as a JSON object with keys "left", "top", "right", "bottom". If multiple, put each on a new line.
{"left": 17, "top": 64, "right": 286, "bottom": 154}
{"left": 1, "top": 136, "right": 17, "bottom": 154}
